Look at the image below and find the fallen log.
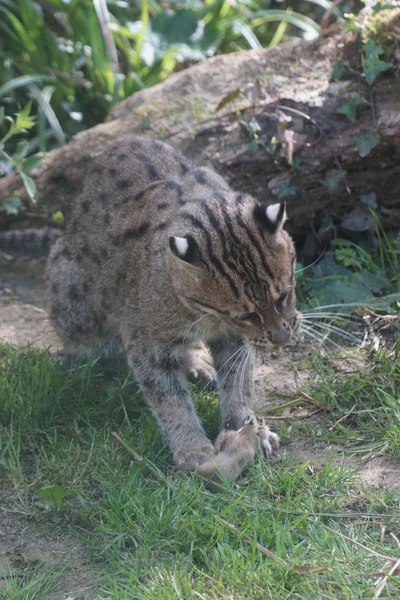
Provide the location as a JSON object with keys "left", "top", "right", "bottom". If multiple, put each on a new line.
{"left": 1, "top": 20, "right": 400, "bottom": 241}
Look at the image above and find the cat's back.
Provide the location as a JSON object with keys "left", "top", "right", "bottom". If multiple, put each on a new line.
{"left": 65, "top": 135, "right": 192, "bottom": 241}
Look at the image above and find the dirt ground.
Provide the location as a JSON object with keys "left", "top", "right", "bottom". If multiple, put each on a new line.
{"left": 0, "top": 259, "right": 399, "bottom": 599}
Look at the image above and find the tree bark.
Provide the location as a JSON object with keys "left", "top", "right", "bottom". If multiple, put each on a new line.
{"left": 1, "top": 25, "right": 400, "bottom": 239}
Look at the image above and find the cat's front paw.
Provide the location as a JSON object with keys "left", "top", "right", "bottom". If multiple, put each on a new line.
{"left": 174, "top": 446, "right": 214, "bottom": 472}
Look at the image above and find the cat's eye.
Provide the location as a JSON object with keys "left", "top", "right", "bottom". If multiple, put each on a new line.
{"left": 240, "top": 312, "right": 262, "bottom": 325}
{"left": 275, "top": 291, "right": 289, "bottom": 314}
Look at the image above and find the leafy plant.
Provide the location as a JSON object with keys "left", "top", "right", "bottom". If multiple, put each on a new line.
{"left": 0, "top": 0, "right": 331, "bottom": 161}
{"left": 336, "top": 93, "right": 365, "bottom": 123}
{"left": 353, "top": 131, "right": 380, "bottom": 158}
{"left": 0, "top": 103, "right": 42, "bottom": 207}
{"left": 362, "top": 40, "right": 393, "bottom": 84}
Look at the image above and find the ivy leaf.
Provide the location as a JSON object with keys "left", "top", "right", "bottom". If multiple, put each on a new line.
{"left": 360, "top": 191, "right": 377, "bottom": 209}
{"left": 278, "top": 181, "right": 296, "bottom": 199}
{"left": 353, "top": 131, "right": 380, "bottom": 157}
{"left": 363, "top": 40, "right": 392, "bottom": 84}
{"left": 322, "top": 169, "right": 346, "bottom": 192}
{"left": 331, "top": 60, "right": 348, "bottom": 80}
{"left": 247, "top": 139, "right": 258, "bottom": 154}
{"left": 39, "top": 484, "right": 78, "bottom": 509}
{"left": 337, "top": 94, "right": 364, "bottom": 123}
{"left": 3, "top": 197, "right": 24, "bottom": 215}
{"left": 20, "top": 172, "right": 37, "bottom": 202}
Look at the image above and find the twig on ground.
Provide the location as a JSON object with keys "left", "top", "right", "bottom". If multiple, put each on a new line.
{"left": 324, "top": 526, "right": 400, "bottom": 563}
{"left": 111, "top": 431, "right": 176, "bottom": 490}
{"left": 390, "top": 532, "right": 400, "bottom": 550}
{"left": 374, "top": 558, "right": 400, "bottom": 599}
{"left": 215, "top": 516, "right": 287, "bottom": 564}
{"left": 216, "top": 516, "right": 331, "bottom": 573}
{"left": 328, "top": 403, "right": 357, "bottom": 432}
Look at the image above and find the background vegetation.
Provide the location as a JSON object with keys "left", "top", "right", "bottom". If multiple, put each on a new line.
{"left": 0, "top": 0, "right": 347, "bottom": 161}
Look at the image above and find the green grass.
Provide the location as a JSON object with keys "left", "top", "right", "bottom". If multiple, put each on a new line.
{"left": 1, "top": 341, "right": 400, "bottom": 599}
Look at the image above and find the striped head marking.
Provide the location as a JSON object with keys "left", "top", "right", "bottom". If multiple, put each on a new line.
{"left": 168, "top": 197, "right": 301, "bottom": 348}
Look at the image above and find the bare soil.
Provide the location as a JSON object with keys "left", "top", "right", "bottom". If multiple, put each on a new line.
{"left": 0, "top": 508, "right": 102, "bottom": 600}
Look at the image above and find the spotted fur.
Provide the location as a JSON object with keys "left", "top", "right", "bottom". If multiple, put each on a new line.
{"left": 47, "top": 135, "right": 301, "bottom": 478}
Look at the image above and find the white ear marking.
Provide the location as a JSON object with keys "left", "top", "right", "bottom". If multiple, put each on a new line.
{"left": 174, "top": 236, "right": 189, "bottom": 256}
{"left": 266, "top": 203, "right": 281, "bottom": 223}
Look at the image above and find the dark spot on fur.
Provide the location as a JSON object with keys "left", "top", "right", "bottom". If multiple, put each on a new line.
{"left": 116, "top": 270, "right": 127, "bottom": 285}
{"left": 61, "top": 247, "right": 71, "bottom": 259}
{"left": 194, "top": 169, "right": 207, "bottom": 185}
{"left": 117, "top": 179, "right": 132, "bottom": 190}
{"left": 100, "top": 248, "right": 109, "bottom": 259}
{"left": 131, "top": 140, "right": 142, "bottom": 151}
{"left": 157, "top": 202, "right": 169, "bottom": 210}
{"left": 82, "top": 200, "right": 90, "bottom": 213}
{"left": 147, "top": 164, "right": 160, "bottom": 180}
{"left": 83, "top": 282, "right": 89, "bottom": 293}
{"left": 100, "top": 192, "right": 107, "bottom": 205}
{"left": 51, "top": 283, "right": 59, "bottom": 294}
{"left": 68, "top": 284, "right": 80, "bottom": 300}
{"left": 104, "top": 212, "right": 110, "bottom": 224}
{"left": 76, "top": 253, "right": 83, "bottom": 263}
{"left": 118, "top": 153, "right": 128, "bottom": 160}
{"left": 135, "top": 152, "right": 148, "bottom": 162}
{"left": 153, "top": 221, "right": 169, "bottom": 232}
{"left": 179, "top": 162, "right": 189, "bottom": 176}
{"left": 91, "top": 165, "right": 103, "bottom": 175}
{"left": 102, "top": 299, "right": 111, "bottom": 312}
{"left": 109, "top": 168, "right": 119, "bottom": 177}
{"left": 123, "top": 222, "right": 150, "bottom": 241}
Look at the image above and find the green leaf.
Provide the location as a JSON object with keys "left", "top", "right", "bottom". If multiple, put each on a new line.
{"left": 52, "top": 210, "right": 64, "bottom": 224}
{"left": 28, "top": 85, "right": 66, "bottom": 146}
{"left": 39, "top": 484, "right": 78, "bottom": 509}
{"left": 22, "top": 154, "right": 44, "bottom": 172}
{"left": 336, "top": 94, "right": 364, "bottom": 124}
{"left": 0, "top": 75, "right": 54, "bottom": 98}
{"left": 278, "top": 181, "right": 296, "bottom": 198}
{"left": 363, "top": 40, "right": 392, "bottom": 84}
{"left": 248, "top": 139, "right": 258, "bottom": 154}
{"left": 20, "top": 172, "right": 37, "bottom": 202}
{"left": 360, "top": 191, "right": 377, "bottom": 209}
{"left": 2, "top": 197, "right": 24, "bottom": 215}
{"left": 343, "top": 13, "right": 362, "bottom": 33}
{"left": 322, "top": 169, "right": 346, "bottom": 192}
{"left": 353, "top": 131, "right": 380, "bottom": 158}
{"left": 331, "top": 61, "right": 348, "bottom": 80}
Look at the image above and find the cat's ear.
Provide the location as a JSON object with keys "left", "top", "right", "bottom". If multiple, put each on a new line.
{"left": 169, "top": 235, "right": 199, "bottom": 264}
{"left": 253, "top": 202, "right": 287, "bottom": 233}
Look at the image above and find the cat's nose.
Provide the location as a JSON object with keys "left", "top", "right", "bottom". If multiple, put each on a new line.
{"left": 269, "top": 327, "right": 290, "bottom": 346}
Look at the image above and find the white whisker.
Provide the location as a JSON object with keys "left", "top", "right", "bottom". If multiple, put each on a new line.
{"left": 212, "top": 345, "right": 248, "bottom": 393}
{"left": 302, "top": 319, "right": 361, "bottom": 344}
{"left": 300, "top": 324, "right": 342, "bottom": 349}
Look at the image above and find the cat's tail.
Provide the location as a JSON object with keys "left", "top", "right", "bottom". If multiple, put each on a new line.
{"left": 0, "top": 227, "right": 61, "bottom": 255}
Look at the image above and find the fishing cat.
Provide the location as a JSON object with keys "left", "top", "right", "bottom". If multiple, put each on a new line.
{"left": 10, "top": 136, "right": 301, "bottom": 482}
